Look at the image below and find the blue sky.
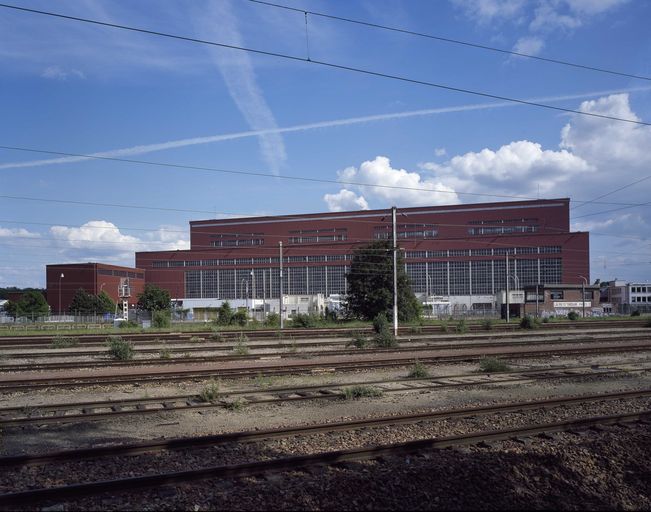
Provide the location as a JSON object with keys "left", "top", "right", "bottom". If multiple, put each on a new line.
{"left": 1, "top": 0, "right": 650, "bottom": 287}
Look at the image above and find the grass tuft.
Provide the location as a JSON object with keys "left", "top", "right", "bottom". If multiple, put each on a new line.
{"left": 478, "top": 357, "right": 510, "bottom": 373}
{"left": 106, "top": 336, "right": 134, "bottom": 360}
{"left": 343, "top": 385, "right": 384, "bottom": 400}
{"left": 407, "top": 360, "right": 429, "bottom": 379}
{"left": 347, "top": 333, "right": 369, "bottom": 349}
{"left": 198, "top": 380, "right": 220, "bottom": 402}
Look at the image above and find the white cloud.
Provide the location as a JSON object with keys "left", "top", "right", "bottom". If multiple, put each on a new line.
{"left": 512, "top": 36, "right": 545, "bottom": 56}
{"left": 328, "top": 156, "right": 460, "bottom": 209}
{"left": 0, "top": 226, "right": 40, "bottom": 238}
{"left": 452, "top": 0, "right": 525, "bottom": 23}
{"left": 1, "top": 85, "right": 648, "bottom": 171}
{"left": 194, "top": 0, "right": 286, "bottom": 174}
{"left": 323, "top": 189, "right": 369, "bottom": 212}
{"left": 41, "top": 65, "right": 86, "bottom": 81}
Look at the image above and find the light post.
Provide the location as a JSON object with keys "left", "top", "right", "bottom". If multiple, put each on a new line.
{"left": 58, "top": 273, "right": 64, "bottom": 317}
{"left": 579, "top": 275, "right": 588, "bottom": 318}
{"left": 250, "top": 270, "right": 256, "bottom": 319}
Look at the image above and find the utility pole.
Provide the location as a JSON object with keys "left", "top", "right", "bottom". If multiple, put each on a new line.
{"left": 505, "top": 253, "right": 510, "bottom": 323}
{"left": 535, "top": 283, "right": 540, "bottom": 318}
{"left": 250, "top": 270, "right": 256, "bottom": 320}
{"left": 279, "top": 242, "right": 284, "bottom": 329}
{"left": 579, "top": 275, "right": 587, "bottom": 318}
{"left": 392, "top": 206, "right": 398, "bottom": 337}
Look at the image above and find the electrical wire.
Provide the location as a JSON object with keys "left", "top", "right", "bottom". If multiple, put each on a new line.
{"left": 246, "top": 0, "right": 651, "bottom": 83}
{"left": 0, "top": 3, "right": 648, "bottom": 127}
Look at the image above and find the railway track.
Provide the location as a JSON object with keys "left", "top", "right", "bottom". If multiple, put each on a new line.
{"left": 1, "top": 389, "right": 649, "bottom": 506}
{"left": 2, "top": 335, "right": 650, "bottom": 373}
{"left": 0, "top": 318, "right": 646, "bottom": 347}
{"left": 2, "top": 341, "right": 651, "bottom": 392}
{"left": 2, "top": 362, "right": 648, "bottom": 428}
{"left": 2, "top": 328, "right": 648, "bottom": 359}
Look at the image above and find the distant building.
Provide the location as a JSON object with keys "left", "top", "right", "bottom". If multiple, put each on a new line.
{"left": 603, "top": 280, "right": 651, "bottom": 314}
{"left": 46, "top": 263, "right": 146, "bottom": 314}
{"left": 136, "top": 198, "right": 590, "bottom": 313}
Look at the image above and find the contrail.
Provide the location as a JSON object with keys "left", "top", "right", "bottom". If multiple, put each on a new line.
{"left": 1, "top": 86, "right": 649, "bottom": 171}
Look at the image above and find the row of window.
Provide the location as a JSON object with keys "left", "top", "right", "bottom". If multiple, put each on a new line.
{"left": 97, "top": 269, "right": 144, "bottom": 279}
{"left": 373, "top": 224, "right": 438, "bottom": 240}
{"left": 404, "top": 246, "right": 560, "bottom": 259}
{"left": 467, "top": 225, "right": 539, "bottom": 236}
{"left": 152, "top": 255, "right": 351, "bottom": 268}
{"left": 631, "top": 286, "right": 650, "bottom": 293}
{"left": 210, "top": 239, "right": 264, "bottom": 247}
{"left": 632, "top": 296, "right": 650, "bottom": 302}
{"left": 467, "top": 217, "right": 539, "bottom": 225}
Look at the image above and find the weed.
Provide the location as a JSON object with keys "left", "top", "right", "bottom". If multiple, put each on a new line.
{"left": 440, "top": 320, "right": 449, "bottom": 333}
{"left": 479, "top": 357, "right": 510, "bottom": 373}
{"left": 254, "top": 372, "right": 278, "bottom": 388}
{"left": 209, "top": 331, "right": 224, "bottom": 342}
{"left": 224, "top": 398, "right": 245, "bottom": 411}
{"left": 374, "top": 329, "right": 398, "bottom": 348}
{"left": 106, "top": 336, "right": 134, "bottom": 360}
{"left": 233, "top": 336, "right": 250, "bottom": 356}
{"left": 567, "top": 311, "right": 580, "bottom": 321}
{"left": 159, "top": 347, "right": 172, "bottom": 359}
{"left": 481, "top": 319, "right": 493, "bottom": 331}
{"left": 407, "top": 360, "right": 429, "bottom": 379}
{"left": 189, "top": 336, "right": 204, "bottom": 343}
{"left": 455, "top": 319, "right": 468, "bottom": 334}
{"left": 520, "top": 316, "right": 537, "bottom": 330}
{"left": 542, "top": 317, "right": 550, "bottom": 323}
{"left": 286, "top": 337, "right": 299, "bottom": 354}
{"left": 410, "top": 325, "right": 423, "bottom": 334}
{"left": 198, "top": 380, "right": 221, "bottom": 402}
{"left": 372, "top": 313, "right": 389, "bottom": 334}
{"left": 51, "top": 335, "right": 80, "bottom": 348}
{"left": 347, "top": 334, "right": 369, "bottom": 349}
{"left": 343, "top": 385, "right": 384, "bottom": 400}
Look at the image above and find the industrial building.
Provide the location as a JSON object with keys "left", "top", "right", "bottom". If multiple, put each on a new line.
{"left": 135, "top": 198, "right": 590, "bottom": 316}
{"left": 46, "top": 263, "right": 146, "bottom": 314}
{"left": 601, "top": 280, "right": 651, "bottom": 314}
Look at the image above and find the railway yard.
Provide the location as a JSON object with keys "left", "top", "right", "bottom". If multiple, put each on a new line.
{"left": 0, "top": 319, "right": 650, "bottom": 510}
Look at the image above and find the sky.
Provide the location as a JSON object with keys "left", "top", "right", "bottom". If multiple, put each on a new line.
{"left": 1, "top": 0, "right": 650, "bottom": 288}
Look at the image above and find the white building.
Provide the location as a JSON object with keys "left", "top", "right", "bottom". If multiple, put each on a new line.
{"left": 604, "top": 280, "right": 651, "bottom": 313}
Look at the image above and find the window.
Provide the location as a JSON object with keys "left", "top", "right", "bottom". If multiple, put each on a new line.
{"left": 471, "top": 249, "right": 492, "bottom": 256}
{"left": 374, "top": 224, "right": 437, "bottom": 240}
{"left": 288, "top": 228, "right": 347, "bottom": 244}
{"left": 152, "top": 261, "right": 168, "bottom": 268}
{"left": 449, "top": 249, "right": 469, "bottom": 257}
{"left": 550, "top": 290, "right": 564, "bottom": 300}
{"left": 405, "top": 251, "right": 427, "bottom": 259}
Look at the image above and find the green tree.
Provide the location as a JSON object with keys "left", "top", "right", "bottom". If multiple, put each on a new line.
{"left": 215, "top": 301, "right": 234, "bottom": 326}
{"left": 3, "top": 300, "right": 17, "bottom": 318}
{"left": 137, "top": 284, "right": 171, "bottom": 312}
{"left": 96, "top": 291, "right": 116, "bottom": 314}
{"left": 15, "top": 290, "right": 49, "bottom": 318}
{"left": 345, "top": 240, "right": 421, "bottom": 322}
{"left": 68, "top": 288, "right": 97, "bottom": 314}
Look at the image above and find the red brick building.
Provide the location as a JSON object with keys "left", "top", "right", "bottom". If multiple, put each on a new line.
{"left": 135, "top": 199, "right": 589, "bottom": 310}
{"left": 46, "top": 263, "right": 146, "bottom": 314}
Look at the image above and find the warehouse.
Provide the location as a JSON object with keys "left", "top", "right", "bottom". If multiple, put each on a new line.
{"left": 135, "top": 198, "right": 589, "bottom": 315}
{"left": 46, "top": 263, "right": 146, "bottom": 315}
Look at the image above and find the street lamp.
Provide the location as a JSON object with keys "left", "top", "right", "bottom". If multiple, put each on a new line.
{"left": 579, "top": 275, "right": 588, "bottom": 318}
{"left": 58, "top": 273, "right": 64, "bottom": 317}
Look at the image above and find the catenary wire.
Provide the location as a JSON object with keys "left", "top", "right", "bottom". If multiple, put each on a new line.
{"left": 246, "top": 0, "right": 651, "bottom": 83}
{"left": 0, "top": 3, "right": 648, "bottom": 127}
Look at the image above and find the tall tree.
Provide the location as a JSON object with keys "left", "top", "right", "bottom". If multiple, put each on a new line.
{"left": 15, "top": 290, "right": 49, "bottom": 318}
{"left": 68, "top": 288, "right": 97, "bottom": 314}
{"left": 345, "top": 240, "right": 421, "bottom": 322}
{"left": 96, "top": 291, "right": 116, "bottom": 314}
{"left": 137, "top": 284, "right": 171, "bottom": 311}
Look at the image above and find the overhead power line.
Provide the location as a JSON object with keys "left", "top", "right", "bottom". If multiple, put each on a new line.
{"left": 0, "top": 3, "right": 648, "bottom": 127}
{"left": 1, "top": 145, "right": 649, "bottom": 209}
{"left": 247, "top": 0, "right": 651, "bottom": 83}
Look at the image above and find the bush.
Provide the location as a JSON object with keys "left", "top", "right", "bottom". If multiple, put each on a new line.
{"left": 455, "top": 319, "right": 468, "bottom": 334}
{"left": 51, "top": 335, "right": 80, "bottom": 348}
{"left": 407, "top": 360, "right": 429, "bottom": 379}
{"left": 372, "top": 313, "right": 389, "bottom": 334}
{"left": 343, "top": 385, "right": 383, "bottom": 400}
{"left": 233, "top": 334, "right": 249, "bottom": 355}
{"left": 631, "top": 310, "right": 641, "bottom": 317}
{"left": 292, "top": 313, "right": 321, "bottom": 328}
{"left": 481, "top": 319, "right": 493, "bottom": 331}
{"left": 232, "top": 310, "right": 248, "bottom": 327}
{"left": 198, "top": 380, "right": 220, "bottom": 402}
{"left": 479, "top": 357, "right": 510, "bottom": 373}
{"left": 568, "top": 311, "right": 580, "bottom": 321}
{"left": 542, "top": 317, "right": 550, "bottom": 323}
{"left": 520, "top": 315, "right": 537, "bottom": 329}
{"left": 118, "top": 320, "right": 138, "bottom": 329}
{"left": 347, "top": 334, "right": 369, "bottom": 349}
{"left": 159, "top": 347, "right": 172, "bottom": 359}
{"left": 440, "top": 320, "right": 449, "bottom": 333}
{"left": 374, "top": 329, "right": 398, "bottom": 348}
{"left": 215, "top": 301, "right": 234, "bottom": 326}
{"left": 152, "top": 310, "right": 171, "bottom": 328}
{"left": 209, "top": 331, "right": 224, "bottom": 342}
{"left": 106, "top": 336, "right": 135, "bottom": 360}
{"left": 264, "top": 313, "right": 280, "bottom": 327}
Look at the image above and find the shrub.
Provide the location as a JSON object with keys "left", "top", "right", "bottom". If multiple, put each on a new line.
{"left": 410, "top": 325, "right": 423, "bottom": 334}
{"left": 233, "top": 334, "right": 249, "bottom": 355}
{"left": 407, "top": 360, "right": 429, "bottom": 379}
{"left": 198, "top": 380, "right": 220, "bottom": 402}
{"left": 372, "top": 313, "right": 389, "bottom": 334}
{"left": 440, "top": 320, "right": 449, "bottom": 333}
{"left": 209, "top": 331, "right": 224, "bottom": 342}
{"left": 479, "top": 357, "right": 510, "bottom": 373}
{"left": 106, "top": 336, "right": 135, "bottom": 360}
{"left": 520, "top": 315, "right": 537, "bottom": 329}
{"left": 481, "top": 319, "right": 493, "bottom": 331}
{"left": 374, "top": 329, "right": 398, "bottom": 348}
{"left": 189, "top": 336, "right": 204, "bottom": 343}
{"left": 455, "top": 319, "right": 468, "bottom": 334}
{"left": 264, "top": 313, "right": 280, "bottom": 327}
{"left": 159, "top": 347, "right": 172, "bottom": 359}
{"left": 631, "top": 310, "right": 641, "bottom": 317}
{"left": 347, "top": 334, "right": 369, "bottom": 349}
{"left": 215, "top": 301, "right": 234, "bottom": 326}
{"left": 232, "top": 310, "right": 248, "bottom": 327}
{"left": 51, "top": 335, "right": 80, "bottom": 348}
{"left": 292, "top": 313, "right": 321, "bottom": 328}
{"left": 152, "top": 310, "right": 171, "bottom": 328}
{"left": 542, "top": 317, "right": 550, "bottom": 323}
{"left": 568, "top": 311, "right": 580, "bottom": 321}
{"left": 224, "top": 398, "right": 245, "bottom": 411}
{"left": 343, "top": 385, "right": 383, "bottom": 400}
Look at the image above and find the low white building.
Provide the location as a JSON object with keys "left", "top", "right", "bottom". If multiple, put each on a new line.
{"left": 604, "top": 280, "right": 651, "bottom": 313}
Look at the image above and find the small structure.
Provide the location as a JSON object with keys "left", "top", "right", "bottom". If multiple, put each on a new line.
{"left": 602, "top": 280, "right": 651, "bottom": 315}
{"left": 520, "top": 284, "right": 601, "bottom": 318}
